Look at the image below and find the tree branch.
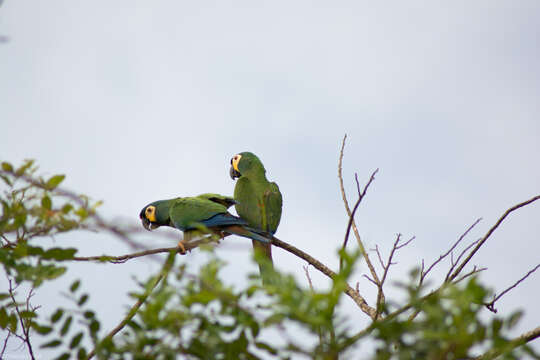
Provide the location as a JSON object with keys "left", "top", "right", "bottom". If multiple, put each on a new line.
{"left": 448, "top": 195, "right": 540, "bottom": 282}
{"left": 373, "top": 234, "right": 415, "bottom": 319}
{"left": 70, "top": 234, "right": 379, "bottom": 319}
{"left": 7, "top": 278, "right": 36, "bottom": 360}
{"left": 271, "top": 237, "right": 378, "bottom": 319}
{"left": 419, "top": 218, "right": 481, "bottom": 286}
{"left": 87, "top": 251, "right": 176, "bottom": 359}
{"left": 337, "top": 134, "right": 381, "bottom": 287}
{"left": 72, "top": 236, "right": 219, "bottom": 263}
{"left": 484, "top": 263, "right": 540, "bottom": 313}
{"left": 475, "top": 325, "right": 540, "bottom": 360}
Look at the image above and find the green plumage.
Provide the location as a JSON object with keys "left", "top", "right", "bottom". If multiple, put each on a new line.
{"left": 139, "top": 193, "right": 270, "bottom": 248}
{"left": 230, "top": 152, "right": 283, "bottom": 283}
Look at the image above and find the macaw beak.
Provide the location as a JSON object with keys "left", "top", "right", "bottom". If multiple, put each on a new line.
{"left": 139, "top": 209, "right": 159, "bottom": 231}
{"left": 140, "top": 210, "right": 151, "bottom": 230}
{"left": 230, "top": 165, "right": 241, "bottom": 180}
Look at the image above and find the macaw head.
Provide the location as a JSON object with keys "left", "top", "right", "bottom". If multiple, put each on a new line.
{"left": 139, "top": 199, "right": 172, "bottom": 230}
{"left": 229, "top": 152, "right": 265, "bottom": 180}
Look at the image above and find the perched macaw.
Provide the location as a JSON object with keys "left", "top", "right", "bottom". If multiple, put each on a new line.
{"left": 230, "top": 152, "right": 282, "bottom": 283}
{"left": 139, "top": 193, "right": 270, "bottom": 253}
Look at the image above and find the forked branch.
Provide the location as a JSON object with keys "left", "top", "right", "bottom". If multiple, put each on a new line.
{"left": 338, "top": 135, "right": 381, "bottom": 286}
{"left": 448, "top": 195, "right": 540, "bottom": 282}
{"left": 484, "top": 263, "right": 540, "bottom": 313}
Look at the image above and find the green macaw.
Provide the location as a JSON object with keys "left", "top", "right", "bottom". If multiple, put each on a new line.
{"left": 139, "top": 193, "right": 271, "bottom": 253}
{"left": 229, "top": 152, "right": 282, "bottom": 283}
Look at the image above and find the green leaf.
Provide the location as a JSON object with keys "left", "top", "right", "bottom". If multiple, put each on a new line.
{"left": 51, "top": 309, "right": 64, "bottom": 323}
{"left": 75, "top": 207, "right": 88, "bottom": 220}
{"left": 77, "top": 348, "right": 88, "bottom": 360}
{"left": 89, "top": 320, "right": 100, "bottom": 334}
{"left": 42, "top": 247, "right": 77, "bottom": 260}
{"left": 60, "top": 315, "right": 73, "bottom": 336}
{"left": 0, "top": 174, "right": 12, "bottom": 186}
{"left": 70, "top": 332, "right": 84, "bottom": 349}
{"left": 8, "top": 314, "right": 17, "bottom": 332}
{"left": 61, "top": 203, "right": 73, "bottom": 214}
{"left": 1, "top": 162, "right": 13, "bottom": 172}
{"left": 15, "top": 160, "right": 35, "bottom": 176}
{"left": 41, "top": 339, "right": 62, "bottom": 348}
{"left": 46, "top": 175, "right": 65, "bottom": 190}
{"left": 0, "top": 307, "right": 8, "bottom": 328}
{"left": 83, "top": 311, "right": 95, "bottom": 319}
{"left": 31, "top": 323, "right": 53, "bottom": 335}
{"left": 70, "top": 280, "right": 81, "bottom": 293}
{"left": 19, "top": 310, "right": 37, "bottom": 319}
{"left": 78, "top": 294, "right": 88, "bottom": 306}
{"left": 55, "top": 352, "right": 70, "bottom": 360}
{"left": 41, "top": 195, "right": 52, "bottom": 210}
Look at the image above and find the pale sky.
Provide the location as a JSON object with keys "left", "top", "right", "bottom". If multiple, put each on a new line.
{"left": 1, "top": 1, "right": 539, "bottom": 358}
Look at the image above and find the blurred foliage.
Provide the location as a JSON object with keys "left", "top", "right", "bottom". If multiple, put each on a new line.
{"left": 1, "top": 160, "right": 538, "bottom": 359}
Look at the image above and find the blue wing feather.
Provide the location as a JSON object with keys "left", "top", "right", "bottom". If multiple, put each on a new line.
{"left": 198, "top": 213, "right": 247, "bottom": 229}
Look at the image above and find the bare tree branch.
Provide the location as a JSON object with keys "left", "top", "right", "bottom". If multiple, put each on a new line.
{"left": 419, "top": 218, "right": 482, "bottom": 286}
{"left": 303, "top": 265, "right": 315, "bottom": 292}
{"left": 271, "top": 237, "right": 378, "bottom": 319}
{"left": 484, "top": 263, "right": 540, "bottom": 313}
{"left": 1, "top": 329, "right": 11, "bottom": 359}
{"left": 373, "top": 234, "right": 415, "bottom": 319}
{"left": 446, "top": 237, "right": 483, "bottom": 282}
{"left": 448, "top": 195, "right": 540, "bottom": 282}
{"left": 338, "top": 135, "right": 381, "bottom": 286}
{"left": 72, "top": 235, "right": 220, "bottom": 263}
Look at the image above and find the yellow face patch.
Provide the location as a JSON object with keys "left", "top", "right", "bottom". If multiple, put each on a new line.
{"left": 145, "top": 206, "right": 157, "bottom": 222}
{"left": 231, "top": 154, "right": 242, "bottom": 172}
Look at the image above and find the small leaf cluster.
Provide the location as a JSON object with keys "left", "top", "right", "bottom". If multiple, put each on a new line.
{"left": 37, "top": 279, "right": 101, "bottom": 360}
{"left": 0, "top": 160, "right": 101, "bottom": 286}
{"left": 0, "top": 160, "right": 100, "bottom": 357}
{"left": 369, "top": 270, "right": 538, "bottom": 359}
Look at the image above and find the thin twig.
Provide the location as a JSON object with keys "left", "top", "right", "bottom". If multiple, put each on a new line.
{"left": 341, "top": 169, "right": 379, "bottom": 278}
{"left": 374, "top": 234, "right": 415, "bottom": 319}
{"left": 303, "top": 265, "right": 315, "bottom": 292}
{"left": 72, "top": 236, "right": 219, "bottom": 263}
{"left": 448, "top": 195, "right": 540, "bottom": 282}
{"left": 7, "top": 278, "right": 36, "bottom": 360}
{"left": 1, "top": 330, "right": 11, "bottom": 359}
{"left": 362, "top": 274, "right": 378, "bottom": 287}
{"left": 446, "top": 237, "right": 483, "bottom": 282}
{"left": 452, "top": 266, "right": 487, "bottom": 284}
{"left": 271, "top": 236, "right": 378, "bottom": 319}
{"left": 337, "top": 135, "right": 381, "bottom": 287}
{"left": 303, "top": 265, "right": 324, "bottom": 346}
{"left": 87, "top": 251, "right": 176, "bottom": 359}
{"left": 484, "top": 263, "right": 540, "bottom": 313}
{"left": 420, "top": 218, "right": 482, "bottom": 286}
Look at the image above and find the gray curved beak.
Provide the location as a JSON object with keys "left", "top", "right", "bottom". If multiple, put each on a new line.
{"left": 230, "top": 165, "right": 241, "bottom": 180}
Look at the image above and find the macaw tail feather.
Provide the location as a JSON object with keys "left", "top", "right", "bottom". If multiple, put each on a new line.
{"left": 221, "top": 225, "right": 274, "bottom": 285}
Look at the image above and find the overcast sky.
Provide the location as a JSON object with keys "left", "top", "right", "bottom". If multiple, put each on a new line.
{"left": 1, "top": 1, "right": 540, "bottom": 358}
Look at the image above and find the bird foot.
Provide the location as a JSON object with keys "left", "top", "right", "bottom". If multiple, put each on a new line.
{"left": 177, "top": 240, "right": 188, "bottom": 255}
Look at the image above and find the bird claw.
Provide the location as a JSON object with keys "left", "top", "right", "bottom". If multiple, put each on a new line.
{"left": 177, "top": 240, "right": 188, "bottom": 255}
